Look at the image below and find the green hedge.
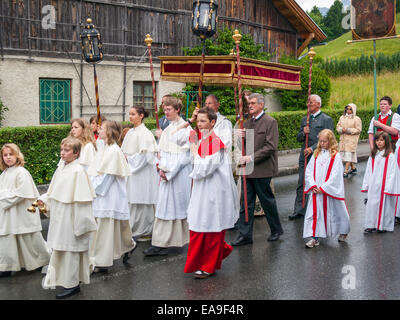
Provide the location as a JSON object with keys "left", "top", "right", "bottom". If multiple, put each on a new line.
{"left": 0, "top": 109, "right": 378, "bottom": 184}
{"left": 0, "top": 125, "right": 70, "bottom": 184}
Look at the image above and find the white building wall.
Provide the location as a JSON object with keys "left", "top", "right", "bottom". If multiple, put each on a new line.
{"left": 0, "top": 55, "right": 185, "bottom": 127}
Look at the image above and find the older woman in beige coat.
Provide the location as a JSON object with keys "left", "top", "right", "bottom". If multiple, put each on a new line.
{"left": 336, "top": 103, "right": 362, "bottom": 177}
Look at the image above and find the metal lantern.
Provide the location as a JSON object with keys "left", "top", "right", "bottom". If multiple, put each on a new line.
{"left": 192, "top": 0, "right": 218, "bottom": 39}
{"left": 80, "top": 18, "right": 103, "bottom": 63}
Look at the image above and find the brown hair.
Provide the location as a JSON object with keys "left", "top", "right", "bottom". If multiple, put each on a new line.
{"left": 61, "top": 137, "right": 82, "bottom": 157}
{"left": 0, "top": 144, "right": 25, "bottom": 170}
{"left": 198, "top": 107, "right": 217, "bottom": 123}
{"left": 118, "top": 127, "right": 131, "bottom": 146}
{"left": 372, "top": 131, "right": 392, "bottom": 158}
{"left": 69, "top": 118, "right": 97, "bottom": 150}
{"left": 163, "top": 96, "right": 181, "bottom": 112}
{"left": 102, "top": 120, "right": 122, "bottom": 145}
{"left": 89, "top": 115, "right": 107, "bottom": 124}
{"left": 131, "top": 106, "right": 149, "bottom": 121}
{"left": 314, "top": 129, "right": 339, "bottom": 158}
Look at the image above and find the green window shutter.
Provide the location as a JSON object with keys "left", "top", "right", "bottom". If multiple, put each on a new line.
{"left": 39, "top": 79, "right": 71, "bottom": 124}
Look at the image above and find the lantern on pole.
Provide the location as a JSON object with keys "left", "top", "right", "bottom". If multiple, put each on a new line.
{"left": 145, "top": 34, "right": 160, "bottom": 129}
{"left": 80, "top": 18, "right": 104, "bottom": 125}
{"left": 191, "top": 0, "right": 218, "bottom": 108}
{"left": 302, "top": 47, "right": 316, "bottom": 209}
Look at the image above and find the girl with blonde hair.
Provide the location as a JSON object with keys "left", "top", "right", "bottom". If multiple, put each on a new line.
{"left": 303, "top": 129, "right": 350, "bottom": 248}
{"left": 0, "top": 143, "right": 50, "bottom": 277}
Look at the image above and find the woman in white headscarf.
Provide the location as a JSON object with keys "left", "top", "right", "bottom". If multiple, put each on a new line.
{"left": 336, "top": 103, "right": 362, "bottom": 177}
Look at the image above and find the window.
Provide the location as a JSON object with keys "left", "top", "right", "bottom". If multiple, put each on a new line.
{"left": 39, "top": 79, "right": 71, "bottom": 124}
{"left": 133, "top": 82, "right": 155, "bottom": 111}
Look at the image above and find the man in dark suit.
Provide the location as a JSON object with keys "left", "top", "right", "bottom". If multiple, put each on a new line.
{"left": 289, "top": 94, "right": 334, "bottom": 220}
{"left": 232, "top": 93, "right": 284, "bottom": 246}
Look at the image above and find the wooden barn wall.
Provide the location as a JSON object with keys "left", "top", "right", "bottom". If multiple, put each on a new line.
{"left": 0, "top": 0, "right": 298, "bottom": 60}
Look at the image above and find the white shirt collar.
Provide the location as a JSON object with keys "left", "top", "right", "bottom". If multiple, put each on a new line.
{"left": 312, "top": 110, "right": 321, "bottom": 117}
{"left": 380, "top": 110, "right": 392, "bottom": 118}
{"left": 253, "top": 111, "right": 264, "bottom": 120}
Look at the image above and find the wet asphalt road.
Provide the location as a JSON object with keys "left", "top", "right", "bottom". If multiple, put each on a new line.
{"left": 2, "top": 160, "right": 400, "bottom": 300}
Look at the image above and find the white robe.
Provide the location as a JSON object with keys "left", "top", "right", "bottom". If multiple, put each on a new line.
{"left": 187, "top": 137, "right": 239, "bottom": 233}
{"left": 88, "top": 143, "right": 135, "bottom": 268}
{"left": 214, "top": 112, "right": 233, "bottom": 152}
{"left": 79, "top": 142, "right": 97, "bottom": 170}
{"left": 362, "top": 151, "right": 400, "bottom": 231}
{"left": 121, "top": 124, "right": 159, "bottom": 237}
{"left": 0, "top": 166, "right": 49, "bottom": 272}
{"left": 121, "top": 124, "right": 159, "bottom": 205}
{"left": 89, "top": 143, "right": 131, "bottom": 221}
{"left": 303, "top": 150, "right": 350, "bottom": 238}
{"left": 39, "top": 159, "right": 97, "bottom": 288}
{"left": 156, "top": 118, "right": 192, "bottom": 221}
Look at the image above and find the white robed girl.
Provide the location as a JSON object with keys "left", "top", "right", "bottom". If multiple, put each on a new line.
{"left": 143, "top": 97, "right": 192, "bottom": 256}
{"left": 303, "top": 129, "right": 350, "bottom": 248}
{"left": 121, "top": 106, "right": 158, "bottom": 242}
{"left": 0, "top": 144, "right": 50, "bottom": 277}
{"left": 67, "top": 118, "right": 97, "bottom": 170}
{"left": 89, "top": 120, "right": 136, "bottom": 272}
{"left": 362, "top": 131, "right": 400, "bottom": 233}
{"left": 38, "top": 137, "right": 97, "bottom": 299}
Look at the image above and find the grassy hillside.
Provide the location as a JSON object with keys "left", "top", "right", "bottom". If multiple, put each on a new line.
{"left": 312, "top": 13, "right": 400, "bottom": 60}
{"left": 329, "top": 70, "right": 400, "bottom": 110}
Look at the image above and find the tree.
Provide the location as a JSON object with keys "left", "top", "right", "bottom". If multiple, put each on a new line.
{"left": 308, "top": 6, "right": 325, "bottom": 28}
{"left": 182, "top": 28, "right": 269, "bottom": 115}
{"left": 323, "top": 0, "right": 346, "bottom": 40}
{"left": 397, "top": 0, "right": 400, "bottom": 13}
{"left": 274, "top": 56, "right": 331, "bottom": 111}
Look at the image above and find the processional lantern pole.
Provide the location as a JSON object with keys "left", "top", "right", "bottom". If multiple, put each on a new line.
{"left": 80, "top": 18, "right": 104, "bottom": 126}
{"left": 302, "top": 47, "right": 316, "bottom": 209}
{"left": 191, "top": 0, "right": 218, "bottom": 109}
{"left": 145, "top": 34, "right": 160, "bottom": 129}
{"left": 233, "top": 29, "right": 249, "bottom": 223}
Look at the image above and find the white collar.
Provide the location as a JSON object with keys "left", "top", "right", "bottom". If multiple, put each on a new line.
{"left": 380, "top": 110, "right": 393, "bottom": 118}
{"left": 253, "top": 111, "right": 264, "bottom": 120}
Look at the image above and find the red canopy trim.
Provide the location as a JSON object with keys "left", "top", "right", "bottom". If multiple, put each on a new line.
{"left": 159, "top": 56, "right": 303, "bottom": 90}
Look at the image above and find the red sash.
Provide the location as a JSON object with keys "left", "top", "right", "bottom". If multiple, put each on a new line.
{"left": 190, "top": 130, "right": 225, "bottom": 158}
{"left": 377, "top": 114, "right": 398, "bottom": 143}
{"left": 312, "top": 152, "right": 337, "bottom": 237}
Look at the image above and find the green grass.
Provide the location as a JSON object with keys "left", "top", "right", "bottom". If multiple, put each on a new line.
{"left": 329, "top": 70, "right": 400, "bottom": 110}
{"left": 312, "top": 13, "right": 400, "bottom": 60}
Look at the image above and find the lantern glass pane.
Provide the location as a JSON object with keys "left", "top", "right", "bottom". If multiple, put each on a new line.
{"left": 83, "top": 38, "right": 91, "bottom": 57}
{"left": 199, "top": 4, "right": 209, "bottom": 28}
{"left": 211, "top": 10, "right": 217, "bottom": 30}
{"left": 92, "top": 37, "right": 99, "bottom": 56}
{"left": 193, "top": 5, "right": 199, "bottom": 29}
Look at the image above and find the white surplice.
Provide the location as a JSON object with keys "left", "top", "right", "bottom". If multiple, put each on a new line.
{"left": 88, "top": 143, "right": 135, "bottom": 268}
{"left": 187, "top": 132, "right": 239, "bottom": 233}
{"left": 38, "top": 159, "right": 97, "bottom": 288}
{"left": 303, "top": 150, "right": 350, "bottom": 238}
{"left": 79, "top": 142, "right": 97, "bottom": 170}
{"left": 121, "top": 124, "right": 159, "bottom": 237}
{"left": 156, "top": 118, "right": 192, "bottom": 221}
{"left": 0, "top": 166, "right": 50, "bottom": 272}
{"left": 362, "top": 150, "right": 400, "bottom": 231}
{"left": 89, "top": 143, "right": 131, "bottom": 221}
